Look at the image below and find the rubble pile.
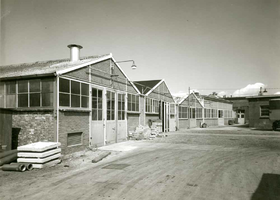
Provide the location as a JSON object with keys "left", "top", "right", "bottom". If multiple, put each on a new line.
{"left": 129, "top": 121, "right": 166, "bottom": 140}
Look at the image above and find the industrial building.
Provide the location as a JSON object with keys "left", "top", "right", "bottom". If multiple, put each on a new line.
{"left": 178, "top": 93, "right": 234, "bottom": 129}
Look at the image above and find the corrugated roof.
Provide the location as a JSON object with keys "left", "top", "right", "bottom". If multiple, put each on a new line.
{"left": 0, "top": 54, "right": 110, "bottom": 79}
{"left": 133, "top": 80, "right": 162, "bottom": 94}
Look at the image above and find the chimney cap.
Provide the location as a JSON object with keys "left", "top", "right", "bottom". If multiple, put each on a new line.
{"left": 67, "top": 44, "right": 83, "bottom": 49}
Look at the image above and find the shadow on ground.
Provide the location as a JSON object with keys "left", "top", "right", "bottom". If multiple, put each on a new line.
{"left": 251, "top": 173, "right": 280, "bottom": 200}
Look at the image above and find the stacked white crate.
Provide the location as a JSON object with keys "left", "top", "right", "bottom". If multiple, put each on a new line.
{"left": 17, "top": 142, "right": 61, "bottom": 169}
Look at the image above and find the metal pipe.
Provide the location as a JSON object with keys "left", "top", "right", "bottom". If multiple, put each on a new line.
{"left": 0, "top": 153, "right": 17, "bottom": 166}
{"left": 10, "top": 163, "right": 33, "bottom": 171}
{"left": 2, "top": 163, "right": 26, "bottom": 172}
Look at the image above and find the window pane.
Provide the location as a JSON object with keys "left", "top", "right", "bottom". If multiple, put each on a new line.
{"left": 71, "top": 95, "right": 80, "bottom": 107}
{"left": 98, "top": 90, "right": 102, "bottom": 99}
{"left": 81, "top": 83, "right": 89, "bottom": 96}
{"left": 98, "top": 98, "right": 102, "bottom": 109}
{"left": 82, "top": 96, "right": 89, "bottom": 108}
{"left": 111, "top": 93, "right": 115, "bottom": 109}
{"left": 128, "top": 94, "right": 132, "bottom": 102}
{"left": 132, "top": 102, "right": 135, "bottom": 111}
{"left": 111, "top": 109, "right": 115, "bottom": 120}
{"left": 71, "top": 81, "right": 80, "bottom": 95}
{"left": 42, "top": 93, "right": 53, "bottom": 107}
{"left": 6, "top": 81, "right": 16, "bottom": 94}
{"left": 18, "top": 80, "right": 28, "bottom": 93}
{"left": 92, "top": 98, "right": 97, "bottom": 109}
{"left": 98, "top": 109, "right": 102, "bottom": 120}
{"left": 118, "top": 111, "right": 122, "bottom": 120}
{"left": 92, "top": 88, "right": 97, "bottom": 97}
{"left": 107, "top": 111, "right": 111, "bottom": 120}
{"left": 59, "top": 93, "right": 70, "bottom": 106}
{"left": 0, "top": 82, "right": 4, "bottom": 94}
{"left": 92, "top": 109, "right": 97, "bottom": 120}
{"left": 128, "top": 102, "right": 131, "bottom": 111}
{"left": 30, "top": 93, "right": 40, "bottom": 107}
{"left": 59, "top": 78, "right": 70, "bottom": 93}
{"left": 18, "top": 94, "right": 28, "bottom": 107}
{"left": 0, "top": 82, "right": 3, "bottom": 108}
{"left": 6, "top": 95, "right": 16, "bottom": 108}
{"left": 29, "top": 79, "right": 40, "bottom": 92}
{"left": 42, "top": 79, "right": 53, "bottom": 93}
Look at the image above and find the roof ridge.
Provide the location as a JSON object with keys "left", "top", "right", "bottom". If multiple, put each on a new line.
{"left": 0, "top": 54, "right": 110, "bottom": 68}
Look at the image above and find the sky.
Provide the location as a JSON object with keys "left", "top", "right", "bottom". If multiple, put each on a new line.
{"left": 1, "top": 0, "right": 280, "bottom": 96}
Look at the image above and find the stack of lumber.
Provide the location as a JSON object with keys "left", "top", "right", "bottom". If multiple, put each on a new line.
{"left": 0, "top": 150, "right": 18, "bottom": 166}
{"left": 17, "top": 142, "right": 61, "bottom": 169}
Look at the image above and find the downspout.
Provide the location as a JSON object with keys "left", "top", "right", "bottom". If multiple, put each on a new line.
{"left": 56, "top": 75, "right": 60, "bottom": 142}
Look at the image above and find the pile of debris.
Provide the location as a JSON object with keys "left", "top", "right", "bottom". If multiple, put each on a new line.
{"left": 129, "top": 121, "right": 167, "bottom": 140}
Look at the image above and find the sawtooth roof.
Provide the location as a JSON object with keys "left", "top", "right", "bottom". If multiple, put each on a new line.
{"left": 133, "top": 80, "right": 162, "bottom": 94}
{"left": 0, "top": 54, "right": 110, "bottom": 80}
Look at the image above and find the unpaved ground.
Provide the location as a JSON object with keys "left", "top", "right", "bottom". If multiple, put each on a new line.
{"left": 1, "top": 126, "right": 280, "bottom": 200}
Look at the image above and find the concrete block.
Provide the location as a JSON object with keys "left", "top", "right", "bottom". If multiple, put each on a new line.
{"left": 18, "top": 142, "right": 61, "bottom": 152}
{"left": 18, "top": 148, "right": 61, "bottom": 158}
{"left": 17, "top": 153, "right": 61, "bottom": 163}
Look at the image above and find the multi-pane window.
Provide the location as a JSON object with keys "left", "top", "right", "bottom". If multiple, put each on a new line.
{"left": 190, "top": 108, "right": 196, "bottom": 118}
{"left": 170, "top": 104, "right": 175, "bottom": 115}
{"left": 107, "top": 91, "right": 115, "bottom": 120}
{"left": 6, "top": 81, "right": 16, "bottom": 108}
{"left": 18, "top": 80, "right": 29, "bottom": 107}
{"left": 145, "top": 98, "right": 152, "bottom": 113}
{"left": 59, "top": 78, "right": 89, "bottom": 108}
{"left": 196, "top": 108, "right": 202, "bottom": 119}
{"left": 1, "top": 79, "right": 53, "bottom": 108}
{"left": 153, "top": 100, "right": 159, "bottom": 113}
{"left": 146, "top": 98, "right": 160, "bottom": 113}
{"left": 92, "top": 88, "right": 103, "bottom": 121}
{"left": 42, "top": 79, "right": 53, "bottom": 107}
{"left": 218, "top": 110, "right": 223, "bottom": 118}
{"left": 118, "top": 94, "right": 125, "bottom": 120}
{"left": 179, "top": 106, "right": 188, "bottom": 119}
{"left": 260, "top": 105, "right": 269, "bottom": 117}
{"left": 211, "top": 109, "right": 217, "bottom": 118}
{"left": 0, "top": 82, "right": 4, "bottom": 107}
{"left": 127, "top": 93, "right": 139, "bottom": 112}
{"left": 204, "top": 109, "right": 211, "bottom": 118}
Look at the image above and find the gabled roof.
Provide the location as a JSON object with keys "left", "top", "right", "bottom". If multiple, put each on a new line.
{"left": 0, "top": 54, "right": 111, "bottom": 80}
{"left": 178, "top": 92, "right": 204, "bottom": 107}
{"left": 133, "top": 79, "right": 162, "bottom": 95}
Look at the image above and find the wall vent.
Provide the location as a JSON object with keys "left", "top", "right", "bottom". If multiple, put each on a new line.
{"left": 67, "top": 132, "right": 83, "bottom": 147}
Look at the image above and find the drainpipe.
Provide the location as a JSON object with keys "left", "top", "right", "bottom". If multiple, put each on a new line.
{"left": 56, "top": 76, "right": 59, "bottom": 142}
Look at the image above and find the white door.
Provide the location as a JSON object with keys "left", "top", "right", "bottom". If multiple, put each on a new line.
{"left": 91, "top": 87, "right": 104, "bottom": 147}
{"left": 106, "top": 90, "right": 116, "bottom": 144}
{"left": 169, "top": 103, "right": 176, "bottom": 131}
{"left": 238, "top": 111, "right": 245, "bottom": 124}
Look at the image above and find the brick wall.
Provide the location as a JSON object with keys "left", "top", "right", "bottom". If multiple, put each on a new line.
{"left": 12, "top": 111, "right": 55, "bottom": 147}
{"left": 179, "top": 119, "right": 189, "bottom": 130}
{"left": 127, "top": 113, "right": 139, "bottom": 132}
{"left": 59, "top": 111, "right": 89, "bottom": 154}
{"left": 145, "top": 114, "right": 159, "bottom": 126}
{"left": 248, "top": 100, "right": 272, "bottom": 130}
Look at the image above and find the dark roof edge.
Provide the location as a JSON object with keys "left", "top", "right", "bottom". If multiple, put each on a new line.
{"left": 0, "top": 73, "right": 55, "bottom": 81}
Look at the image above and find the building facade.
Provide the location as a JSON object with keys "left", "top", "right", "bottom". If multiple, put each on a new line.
{"left": 0, "top": 45, "right": 141, "bottom": 153}
{"left": 178, "top": 93, "right": 234, "bottom": 130}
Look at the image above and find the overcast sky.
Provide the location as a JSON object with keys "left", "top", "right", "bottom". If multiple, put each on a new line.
{"left": 1, "top": 0, "right": 280, "bottom": 96}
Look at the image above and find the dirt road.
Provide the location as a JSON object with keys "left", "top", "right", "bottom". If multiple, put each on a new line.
{"left": 1, "top": 127, "right": 280, "bottom": 200}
